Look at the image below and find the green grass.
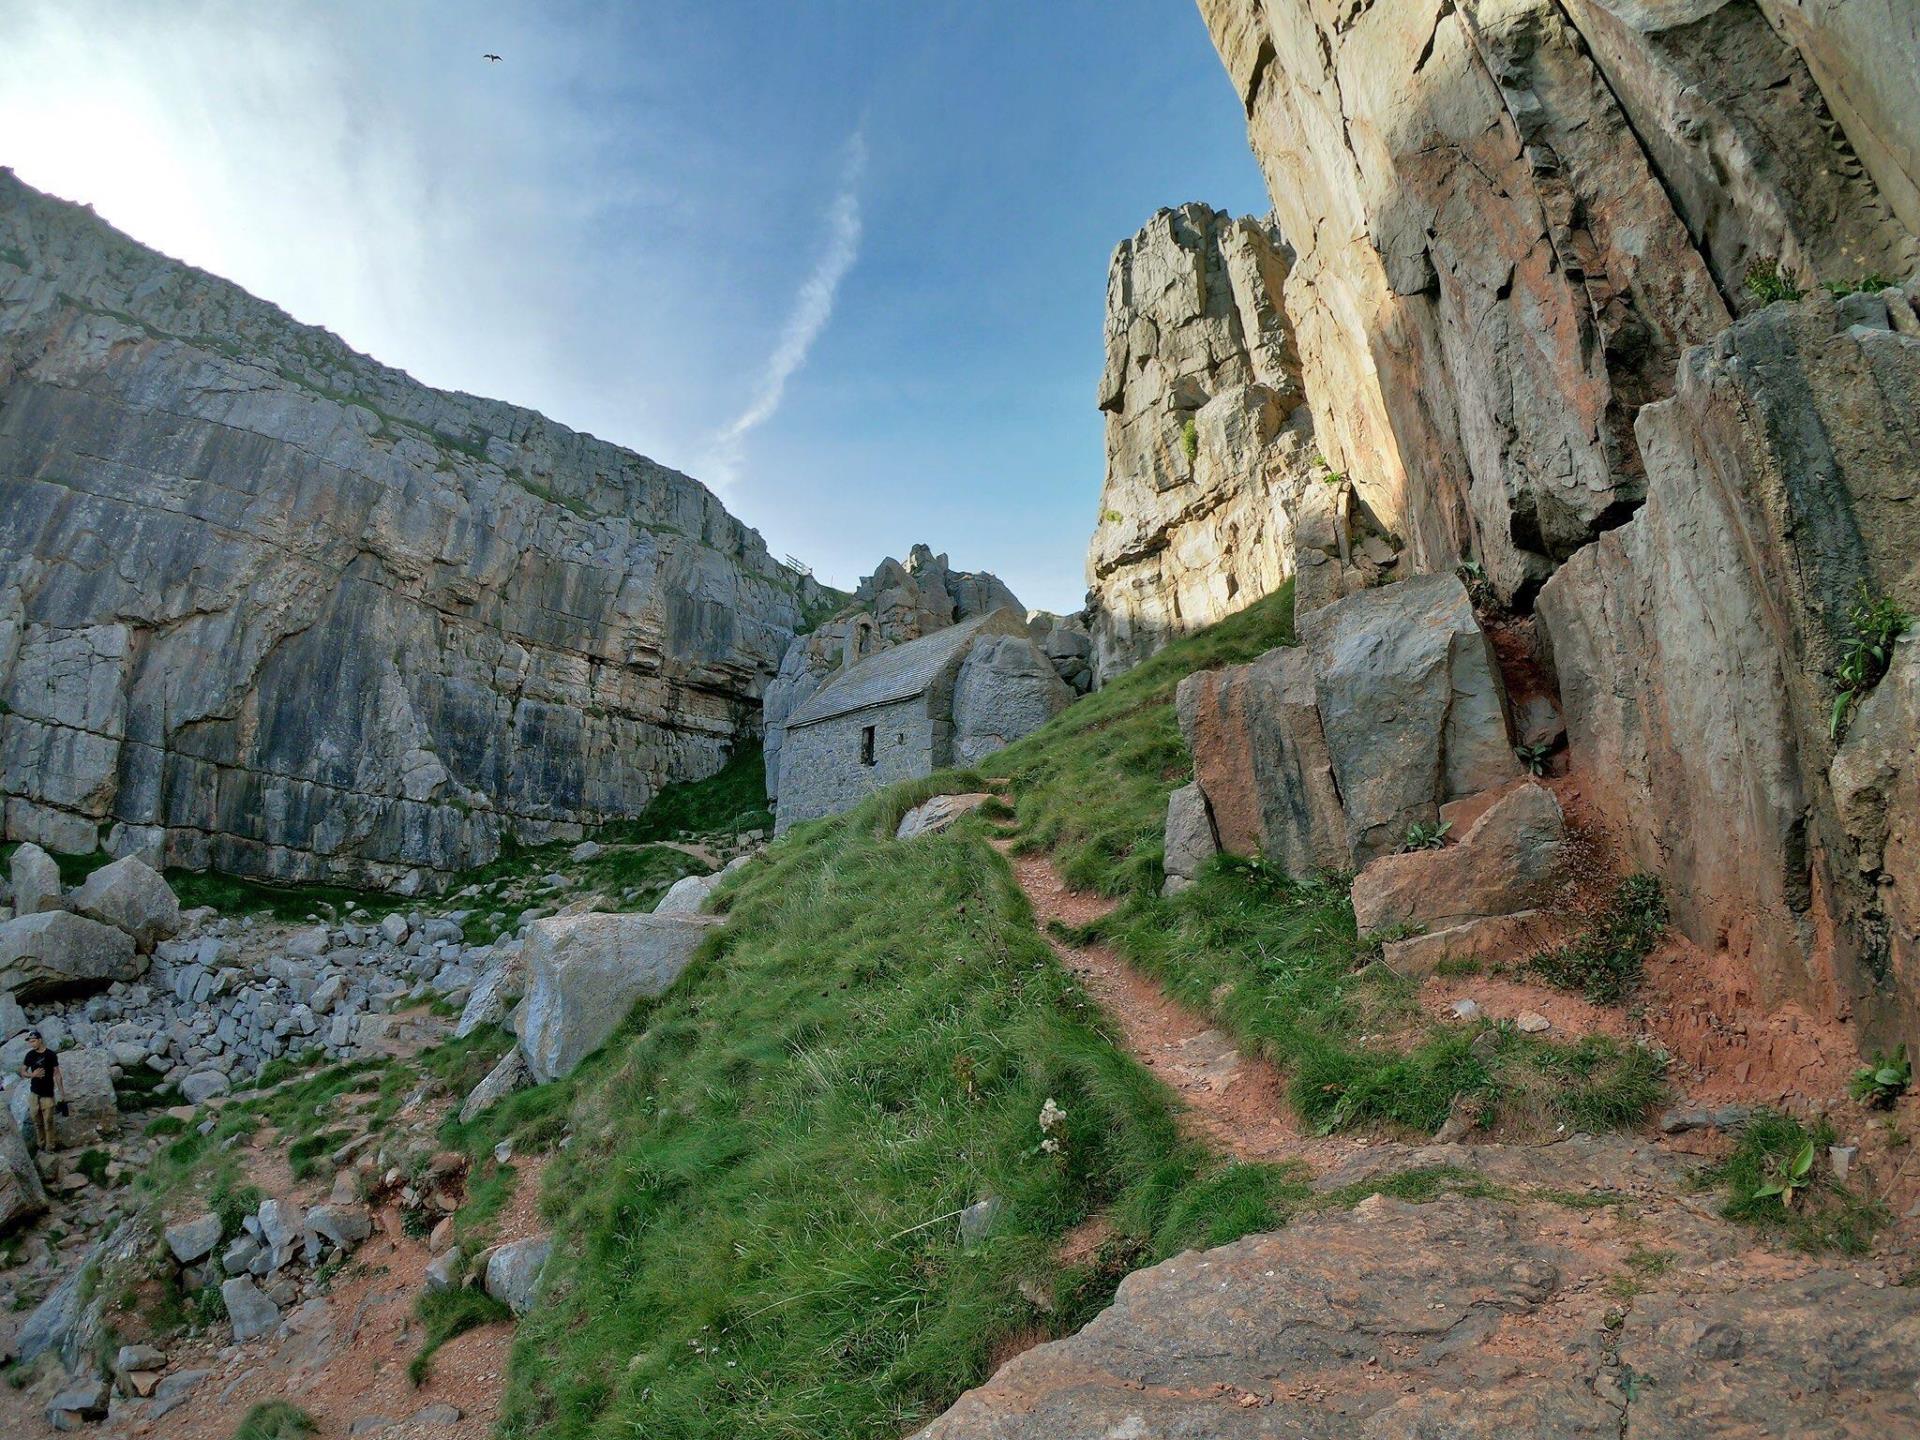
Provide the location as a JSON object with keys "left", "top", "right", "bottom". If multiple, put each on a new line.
{"left": 1708, "top": 1111, "right": 1886, "bottom": 1254}
{"left": 973, "top": 582, "right": 1662, "bottom": 1141}
{"left": 231, "top": 1401, "right": 317, "bottom": 1440}
{"left": 167, "top": 869, "right": 413, "bottom": 923}
{"left": 980, "top": 585, "right": 1298, "bottom": 897}
{"left": 1527, "top": 874, "right": 1669, "bottom": 1003}
{"left": 596, "top": 742, "right": 773, "bottom": 844}
{"left": 498, "top": 785, "right": 1311, "bottom": 1440}
{"left": 410, "top": 1288, "right": 513, "bottom": 1385}
{"left": 1097, "top": 857, "right": 1664, "bottom": 1137}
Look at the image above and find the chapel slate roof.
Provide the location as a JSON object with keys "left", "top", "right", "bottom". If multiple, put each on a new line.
{"left": 786, "top": 611, "right": 1013, "bottom": 729}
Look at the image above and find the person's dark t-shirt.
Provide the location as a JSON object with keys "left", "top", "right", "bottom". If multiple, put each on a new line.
{"left": 24, "top": 1048, "right": 57, "bottom": 1097}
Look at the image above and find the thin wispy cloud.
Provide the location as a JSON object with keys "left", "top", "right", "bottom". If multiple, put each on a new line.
{"left": 704, "top": 129, "right": 867, "bottom": 489}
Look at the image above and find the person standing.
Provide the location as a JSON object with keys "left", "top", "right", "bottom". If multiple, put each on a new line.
{"left": 20, "top": 1030, "right": 63, "bottom": 1151}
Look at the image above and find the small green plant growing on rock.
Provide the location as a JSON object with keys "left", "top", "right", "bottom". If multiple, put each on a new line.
{"left": 1528, "top": 874, "right": 1667, "bottom": 1003}
{"left": 1824, "top": 274, "right": 1894, "bottom": 298}
{"left": 1743, "top": 257, "right": 1803, "bottom": 305}
{"left": 1831, "top": 584, "right": 1912, "bottom": 739}
{"left": 1399, "top": 819, "right": 1451, "bottom": 852}
{"left": 1710, "top": 1111, "right": 1885, "bottom": 1252}
{"left": 1849, "top": 1045, "right": 1912, "bottom": 1109}
{"left": 1515, "top": 742, "right": 1552, "bottom": 777}
{"left": 1180, "top": 416, "right": 1199, "bottom": 464}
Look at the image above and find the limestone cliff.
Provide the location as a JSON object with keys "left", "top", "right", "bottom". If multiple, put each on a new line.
{"left": 1177, "top": 0, "right": 1920, "bottom": 1043}
{"left": 0, "top": 171, "right": 825, "bottom": 889}
{"left": 1087, "top": 206, "right": 1309, "bottom": 680}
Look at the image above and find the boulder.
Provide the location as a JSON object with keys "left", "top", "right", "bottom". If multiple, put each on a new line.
{"left": 0, "top": 1110, "right": 50, "bottom": 1231}
{"left": 515, "top": 912, "right": 720, "bottom": 1083}
{"left": 0, "top": 910, "right": 142, "bottom": 997}
{"left": 164, "top": 1211, "right": 223, "bottom": 1264}
{"left": 1176, "top": 644, "right": 1346, "bottom": 877}
{"left": 46, "top": 1377, "right": 109, "bottom": 1431}
{"left": 221, "top": 1274, "right": 282, "bottom": 1342}
{"left": 484, "top": 1236, "right": 552, "bottom": 1315}
{"left": 8, "top": 842, "right": 62, "bottom": 916}
{"left": 1160, "top": 783, "right": 1219, "bottom": 897}
{"left": 180, "top": 1068, "right": 231, "bottom": 1104}
{"left": 1300, "top": 575, "right": 1516, "bottom": 865}
{"left": 455, "top": 947, "right": 525, "bottom": 1038}
{"left": 0, "top": 991, "right": 25, "bottom": 1040}
{"left": 1351, "top": 783, "right": 1567, "bottom": 938}
{"left": 68, "top": 856, "right": 181, "bottom": 951}
{"left": 653, "top": 871, "right": 722, "bottom": 916}
{"left": 895, "top": 793, "right": 992, "bottom": 841}
{"left": 16, "top": 1215, "right": 152, "bottom": 1369}
{"left": 951, "top": 635, "right": 1074, "bottom": 764}
{"left": 460, "top": 1046, "right": 531, "bottom": 1123}
{"left": 7, "top": 1046, "right": 118, "bottom": 1147}
{"left": 1381, "top": 911, "right": 1558, "bottom": 980}
{"left": 304, "top": 1202, "right": 373, "bottom": 1258}
{"left": 149, "top": 1369, "right": 210, "bottom": 1420}
{"left": 425, "top": 1246, "right": 462, "bottom": 1293}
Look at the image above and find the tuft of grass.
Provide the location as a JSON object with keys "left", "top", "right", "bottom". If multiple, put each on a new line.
{"left": 597, "top": 743, "right": 773, "bottom": 844}
{"left": 1528, "top": 875, "right": 1668, "bottom": 1003}
{"left": 410, "top": 1288, "right": 513, "bottom": 1386}
{"left": 74, "top": 1149, "right": 113, "bottom": 1187}
{"left": 1179, "top": 416, "right": 1199, "bottom": 464}
{"left": 231, "top": 1401, "right": 317, "bottom": 1440}
{"left": 1743, "top": 257, "right": 1803, "bottom": 305}
{"left": 980, "top": 584, "right": 1297, "bottom": 898}
{"left": 1830, "top": 584, "right": 1912, "bottom": 739}
{"left": 1708, "top": 1111, "right": 1885, "bottom": 1253}
{"left": 498, "top": 785, "right": 1307, "bottom": 1440}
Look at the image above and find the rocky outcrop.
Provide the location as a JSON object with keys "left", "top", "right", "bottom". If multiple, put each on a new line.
{"left": 1196, "top": 0, "right": 1913, "bottom": 610}
{"left": 1177, "top": 574, "right": 1517, "bottom": 876}
{"left": 0, "top": 171, "right": 825, "bottom": 889}
{"left": 1086, "top": 205, "right": 1324, "bottom": 680}
{"left": 916, "top": 1139, "right": 1920, "bottom": 1439}
{"left": 951, "top": 635, "right": 1074, "bottom": 764}
{"left": 1539, "top": 292, "right": 1920, "bottom": 1042}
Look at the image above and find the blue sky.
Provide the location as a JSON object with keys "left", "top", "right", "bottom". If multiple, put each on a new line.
{"left": 0, "top": 1, "right": 1269, "bottom": 610}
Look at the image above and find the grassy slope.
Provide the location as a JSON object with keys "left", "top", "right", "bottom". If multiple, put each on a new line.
{"left": 499, "top": 777, "right": 1314, "bottom": 1439}
{"left": 978, "top": 582, "right": 1663, "bottom": 1137}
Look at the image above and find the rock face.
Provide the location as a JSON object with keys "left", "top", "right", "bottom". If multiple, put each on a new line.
{"left": 1538, "top": 295, "right": 1920, "bottom": 1040}
{"left": 0, "top": 171, "right": 824, "bottom": 889}
{"left": 1086, "top": 205, "right": 1323, "bottom": 680}
{"left": 916, "top": 1141, "right": 1920, "bottom": 1439}
{"left": 1196, "top": 0, "right": 1914, "bottom": 610}
{"left": 514, "top": 911, "right": 720, "bottom": 1082}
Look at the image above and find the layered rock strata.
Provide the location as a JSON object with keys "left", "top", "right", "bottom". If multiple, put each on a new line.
{"left": 1197, "top": 0, "right": 1915, "bottom": 607}
{"left": 0, "top": 171, "right": 823, "bottom": 889}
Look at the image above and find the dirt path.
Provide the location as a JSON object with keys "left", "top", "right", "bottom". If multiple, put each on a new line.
{"left": 993, "top": 840, "right": 1309, "bottom": 1165}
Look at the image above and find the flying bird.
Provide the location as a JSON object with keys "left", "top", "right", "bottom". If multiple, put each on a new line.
{"left": 482, "top": 53, "right": 502, "bottom": 62}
